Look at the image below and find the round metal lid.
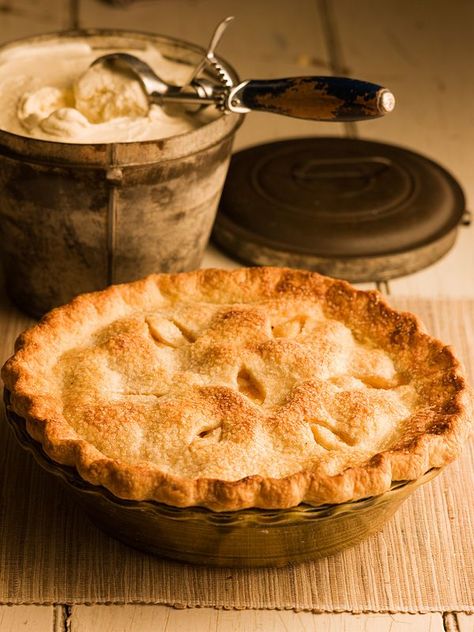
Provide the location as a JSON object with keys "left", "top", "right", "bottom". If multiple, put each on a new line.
{"left": 212, "top": 137, "right": 466, "bottom": 281}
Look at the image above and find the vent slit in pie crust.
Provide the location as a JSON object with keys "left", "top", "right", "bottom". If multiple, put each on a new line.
{"left": 237, "top": 366, "right": 266, "bottom": 404}
{"left": 2, "top": 268, "right": 472, "bottom": 511}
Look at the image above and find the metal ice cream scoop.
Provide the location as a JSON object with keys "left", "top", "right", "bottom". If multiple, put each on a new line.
{"left": 92, "top": 18, "right": 395, "bottom": 122}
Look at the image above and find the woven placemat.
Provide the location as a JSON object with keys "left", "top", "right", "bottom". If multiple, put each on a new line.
{"left": 0, "top": 295, "right": 473, "bottom": 612}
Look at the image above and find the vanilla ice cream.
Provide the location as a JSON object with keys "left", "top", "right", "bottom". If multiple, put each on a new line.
{"left": 0, "top": 40, "right": 218, "bottom": 143}
{"left": 74, "top": 63, "right": 149, "bottom": 123}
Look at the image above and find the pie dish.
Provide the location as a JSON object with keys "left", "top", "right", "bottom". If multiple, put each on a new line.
{"left": 2, "top": 396, "right": 444, "bottom": 566}
{"left": 2, "top": 267, "right": 472, "bottom": 513}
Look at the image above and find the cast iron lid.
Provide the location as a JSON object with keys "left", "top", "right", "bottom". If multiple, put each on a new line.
{"left": 213, "top": 137, "right": 466, "bottom": 278}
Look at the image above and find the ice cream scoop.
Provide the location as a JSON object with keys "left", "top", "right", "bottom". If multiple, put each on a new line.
{"left": 92, "top": 52, "right": 395, "bottom": 122}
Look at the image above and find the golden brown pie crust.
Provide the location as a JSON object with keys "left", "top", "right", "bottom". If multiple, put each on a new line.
{"left": 2, "top": 268, "right": 472, "bottom": 511}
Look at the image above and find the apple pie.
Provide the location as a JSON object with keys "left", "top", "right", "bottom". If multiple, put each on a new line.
{"left": 2, "top": 268, "right": 472, "bottom": 510}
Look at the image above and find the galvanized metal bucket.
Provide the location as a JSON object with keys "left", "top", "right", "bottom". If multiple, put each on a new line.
{"left": 0, "top": 30, "right": 243, "bottom": 317}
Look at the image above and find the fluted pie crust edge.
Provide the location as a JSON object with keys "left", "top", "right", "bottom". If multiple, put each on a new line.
{"left": 2, "top": 268, "right": 472, "bottom": 511}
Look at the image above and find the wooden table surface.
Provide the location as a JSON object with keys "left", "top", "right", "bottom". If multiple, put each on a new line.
{"left": 0, "top": 1, "right": 473, "bottom": 630}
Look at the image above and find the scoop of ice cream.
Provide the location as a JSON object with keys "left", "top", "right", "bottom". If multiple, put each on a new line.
{"left": 39, "top": 107, "right": 90, "bottom": 138}
{"left": 73, "top": 63, "right": 149, "bottom": 124}
{"left": 17, "top": 86, "right": 70, "bottom": 131}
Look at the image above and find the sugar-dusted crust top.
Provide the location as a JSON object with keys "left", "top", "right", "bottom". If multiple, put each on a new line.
{"left": 2, "top": 268, "right": 472, "bottom": 510}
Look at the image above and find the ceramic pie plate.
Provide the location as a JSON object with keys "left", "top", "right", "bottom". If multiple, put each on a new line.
{"left": 4, "top": 389, "right": 441, "bottom": 568}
